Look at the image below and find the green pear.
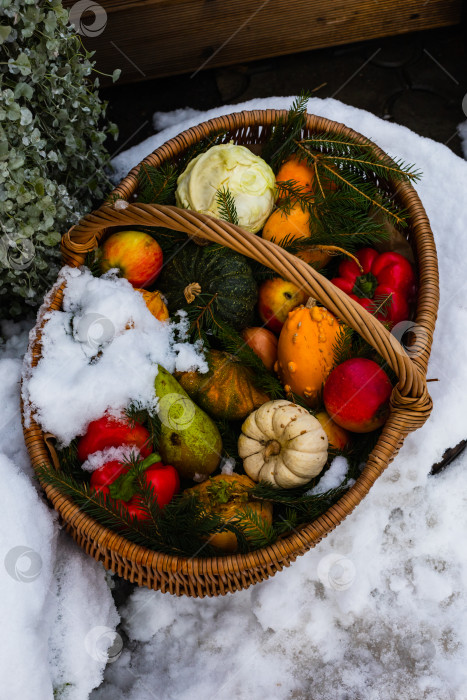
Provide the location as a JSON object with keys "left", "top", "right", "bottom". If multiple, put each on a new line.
{"left": 155, "top": 365, "right": 222, "bottom": 480}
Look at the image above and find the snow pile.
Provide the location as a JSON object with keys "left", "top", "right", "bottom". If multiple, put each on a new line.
{"left": 23, "top": 266, "right": 207, "bottom": 446}
{"left": 0, "top": 322, "right": 119, "bottom": 700}
{"left": 153, "top": 107, "right": 203, "bottom": 132}
{"left": 90, "top": 97, "right": 467, "bottom": 700}
{"left": 309, "top": 455, "right": 350, "bottom": 494}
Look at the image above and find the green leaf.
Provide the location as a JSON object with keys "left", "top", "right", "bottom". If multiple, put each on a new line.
{"left": 14, "top": 82, "right": 34, "bottom": 99}
{"left": 0, "top": 25, "right": 12, "bottom": 44}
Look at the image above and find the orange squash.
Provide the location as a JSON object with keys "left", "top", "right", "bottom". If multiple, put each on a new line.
{"left": 262, "top": 203, "right": 331, "bottom": 269}
{"left": 176, "top": 349, "right": 270, "bottom": 421}
{"left": 276, "top": 299, "right": 341, "bottom": 407}
{"left": 135, "top": 288, "right": 169, "bottom": 322}
{"left": 185, "top": 474, "right": 273, "bottom": 552}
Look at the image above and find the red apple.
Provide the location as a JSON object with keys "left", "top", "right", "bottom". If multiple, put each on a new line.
{"left": 258, "top": 278, "right": 308, "bottom": 333}
{"left": 323, "top": 358, "right": 393, "bottom": 433}
{"left": 315, "top": 410, "right": 350, "bottom": 450}
{"left": 242, "top": 327, "right": 278, "bottom": 371}
{"left": 100, "top": 230, "right": 163, "bottom": 288}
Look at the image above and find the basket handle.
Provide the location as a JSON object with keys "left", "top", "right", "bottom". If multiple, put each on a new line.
{"left": 62, "top": 202, "right": 433, "bottom": 434}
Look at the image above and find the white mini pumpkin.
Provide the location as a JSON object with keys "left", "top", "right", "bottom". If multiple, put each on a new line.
{"left": 238, "top": 400, "right": 328, "bottom": 488}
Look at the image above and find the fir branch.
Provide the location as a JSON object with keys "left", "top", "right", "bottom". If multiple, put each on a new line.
{"left": 215, "top": 186, "right": 239, "bottom": 225}
{"left": 36, "top": 463, "right": 239, "bottom": 557}
{"left": 319, "top": 160, "right": 407, "bottom": 226}
{"left": 261, "top": 91, "right": 310, "bottom": 169}
{"left": 36, "top": 464, "right": 161, "bottom": 548}
{"left": 275, "top": 182, "right": 389, "bottom": 252}
{"left": 55, "top": 439, "right": 84, "bottom": 482}
{"left": 137, "top": 163, "right": 178, "bottom": 205}
{"left": 298, "top": 132, "right": 421, "bottom": 182}
{"left": 250, "top": 480, "right": 349, "bottom": 526}
{"left": 340, "top": 430, "right": 381, "bottom": 474}
{"left": 332, "top": 325, "right": 354, "bottom": 366}
{"left": 235, "top": 505, "right": 277, "bottom": 549}
{"left": 125, "top": 402, "right": 162, "bottom": 451}
{"left": 369, "top": 293, "right": 393, "bottom": 319}
{"left": 320, "top": 153, "right": 421, "bottom": 182}
{"left": 185, "top": 292, "right": 219, "bottom": 341}
{"left": 274, "top": 508, "right": 299, "bottom": 538}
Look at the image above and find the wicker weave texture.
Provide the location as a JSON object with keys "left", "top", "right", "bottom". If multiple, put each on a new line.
{"left": 22, "top": 111, "right": 439, "bottom": 596}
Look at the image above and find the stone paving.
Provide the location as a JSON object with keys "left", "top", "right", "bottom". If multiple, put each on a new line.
{"left": 102, "top": 22, "right": 467, "bottom": 159}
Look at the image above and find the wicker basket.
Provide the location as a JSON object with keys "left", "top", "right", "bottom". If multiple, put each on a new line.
{"left": 22, "top": 110, "right": 439, "bottom": 597}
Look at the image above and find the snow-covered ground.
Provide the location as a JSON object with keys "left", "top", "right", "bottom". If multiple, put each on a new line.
{"left": 2, "top": 97, "right": 467, "bottom": 699}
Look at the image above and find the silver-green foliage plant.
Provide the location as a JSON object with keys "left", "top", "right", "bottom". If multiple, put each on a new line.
{"left": 0, "top": 0, "right": 119, "bottom": 317}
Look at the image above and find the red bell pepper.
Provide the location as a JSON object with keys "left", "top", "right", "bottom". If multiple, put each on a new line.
{"left": 90, "top": 453, "right": 180, "bottom": 521}
{"left": 77, "top": 414, "right": 152, "bottom": 462}
{"left": 331, "top": 247, "right": 415, "bottom": 327}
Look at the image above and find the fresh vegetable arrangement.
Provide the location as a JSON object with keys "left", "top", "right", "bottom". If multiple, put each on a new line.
{"left": 34, "top": 95, "right": 421, "bottom": 558}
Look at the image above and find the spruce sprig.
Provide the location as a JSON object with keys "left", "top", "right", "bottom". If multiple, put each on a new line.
{"left": 250, "top": 480, "right": 350, "bottom": 526}
{"left": 274, "top": 181, "right": 389, "bottom": 253}
{"left": 290, "top": 144, "right": 409, "bottom": 227}
{"left": 137, "top": 163, "right": 178, "bottom": 205}
{"left": 215, "top": 186, "right": 239, "bottom": 225}
{"left": 35, "top": 463, "right": 241, "bottom": 557}
{"left": 36, "top": 464, "right": 162, "bottom": 549}
{"left": 261, "top": 91, "right": 310, "bottom": 169}
{"left": 299, "top": 132, "right": 421, "bottom": 182}
{"left": 236, "top": 505, "right": 277, "bottom": 548}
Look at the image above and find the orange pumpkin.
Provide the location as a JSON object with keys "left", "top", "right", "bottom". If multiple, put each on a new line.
{"left": 176, "top": 349, "right": 270, "bottom": 421}
{"left": 135, "top": 288, "right": 169, "bottom": 322}
{"left": 262, "top": 203, "right": 331, "bottom": 269}
{"left": 276, "top": 299, "right": 341, "bottom": 407}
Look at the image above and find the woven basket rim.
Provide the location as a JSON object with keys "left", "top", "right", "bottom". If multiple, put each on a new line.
{"left": 22, "top": 109, "right": 440, "bottom": 594}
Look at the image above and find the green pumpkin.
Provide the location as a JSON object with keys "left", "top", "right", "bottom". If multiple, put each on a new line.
{"left": 176, "top": 349, "right": 270, "bottom": 421}
{"left": 157, "top": 243, "right": 257, "bottom": 331}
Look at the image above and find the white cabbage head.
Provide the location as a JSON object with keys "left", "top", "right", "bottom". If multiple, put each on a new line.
{"left": 175, "top": 143, "right": 276, "bottom": 233}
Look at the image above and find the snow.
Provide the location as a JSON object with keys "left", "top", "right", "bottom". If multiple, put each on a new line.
{"left": 309, "top": 455, "right": 349, "bottom": 494}
{"left": 2, "top": 96, "right": 467, "bottom": 699}
{"left": 100, "top": 97, "right": 467, "bottom": 699}
{"left": 23, "top": 266, "right": 207, "bottom": 446}
{"left": 81, "top": 445, "right": 141, "bottom": 473}
{"left": 0, "top": 322, "right": 119, "bottom": 700}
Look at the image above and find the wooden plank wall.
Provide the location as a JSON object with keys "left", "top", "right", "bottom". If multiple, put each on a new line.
{"left": 62, "top": 0, "right": 463, "bottom": 84}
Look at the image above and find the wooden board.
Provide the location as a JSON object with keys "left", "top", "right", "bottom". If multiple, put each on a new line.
{"left": 63, "top": 0, "right": 463, "bottom": 84}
